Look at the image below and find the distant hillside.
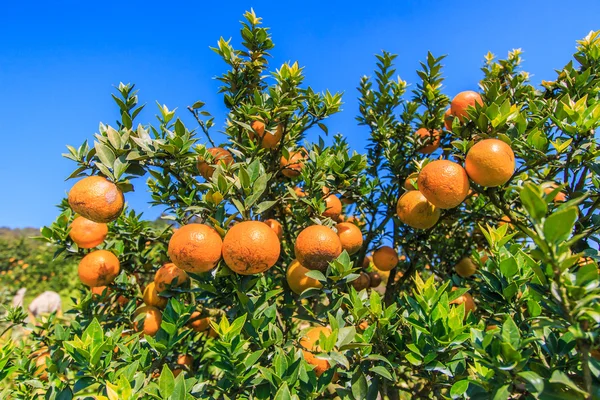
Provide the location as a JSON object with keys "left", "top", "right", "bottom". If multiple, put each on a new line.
{"left": 0, "top": 227, "right": 40, "bottom": 241}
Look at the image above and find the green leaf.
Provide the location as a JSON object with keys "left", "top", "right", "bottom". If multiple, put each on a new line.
{"left": 351, "top": 371, "right": 368, "bottom": 400}
{"left": 159, "top": 364, "right": 175, "bottom": 398}
{"left": 543, "top": 207, "right": 578, "bottom": 244}
{"left": 370, "top": 366, "right": 393, "bottom": 381}
{"left": 255, "top": 200, "right": 277, "bottom": 214}
{"left": 520, "top": 183, "right": 547, "bottom": 221}
{"left": 499, "top": 257, "right": 519, "bottom": 278}
{"left": 450, "top": 379, "right": 469, "bottom": 399}
{"left": 502, "top": 316, "right": 520, "bottom": 348}
{"left": 518, "top": 371, "right": 544, "bottom": 394}
{"left": 95, "top": 142, "right": 116, "bottom": 166}
{"left": 492, "top": 384, "right": 510, "bottom": 400}
{"left": 305, "top": 270, "right": 326, "bottom": 282}
{"left": 273, "top": 382, "right": 291, "bottom": 400}
{"left": 549, "top": 370, "right": 588, "bottom": 395}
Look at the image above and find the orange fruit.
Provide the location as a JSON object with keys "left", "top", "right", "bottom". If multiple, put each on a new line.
{"left": 543, "top": 183, "right": 567, "bottom": 202}
{"left": 168, "top": 224, "right": 223, "bottom": 273}
{"left": 415, "top": 128, "right": 441, "bottom": 154}
{"left": 449, "top": 287, "right": 476, "bottom": 316}
{"left": 351, "top": 272, "right": 371, "bottom": 291}
{"left": 134, "top": 306, "right": 162, "bottom": 336}
{"left": 91, "top": 286, "right": 109, "bottom": 298}
{"left": 300, "top": 326, "right": 333, "bottom": 376}
{"left": 397, "top": 190, "right": 441, "bottom": 229}
{"left": 177, "top": 354, "right": 194, "bottom": 370}
{"left": 34, "top": 352, "right": 50, "bottom": 381}
{"left": 222, "top": 221, "right": 281, "bottom": 275}
{"left": 336, "top": 222, "right": 363, "bottom": 255}
{"left": 69, "top": 216, "right": 108, "bottom": 248}
{"left": 372, "top": 246, "right": 399, "bottom": 272}
{"left": 404, "top": 172, "right": 419, "bottom": 191}
{"left": 444, "top": 108, "right": 454, "bottom": 131}
{"left": 455, "top": 257, "right": 477, "bottom": 278}
{"left": 154, "top": 263, "right": 189, "bottom": 291}
{"left": 143, "top": 281, "right": 168, "bottom": 309}
{"left": 418, "top": 160, "right": 470, "bottom": 209}
{"left": 286, "top": 259, "right": 323, "bottom": 294}
{"left": 451, "top": 91, "right": 483, "bottom": 121}
{"left": 197, "top": 147, "right": 234, "bottom": 179}
{"left": 362, "top": 255, "right": 373, "bottom": 269}
{"left": 323, "top": 195, "right": 342, "bottom": 220}
{"left": 295, "top": 225, "right": 342, "bottom": 271}
{"left": 188, "top": 311, "right": 211, "bottom": 333}
{"left": 78, "top": 250, "right": 120, "bottom": 287}
{"left": 294, "top": 186, "right": 307, "bottom": 197}
{"left": 368, "top": 272, "right": 382, "bottom": 287}
{"left": 498, "top": 215, "right": 512, "bottom": 227}
{"left": 68, "top": 176, "right": 124, "bottom": 223}
{"left": 465, "top": 139, "right": 515, "bottom": 187}
{"left": 280, "top": 148, "right": 307, "bottom": 178}
{"left": 264, "top": 219, "right": 283, "bottom": 240}
{"left": 250, "top": 121, "right": 283, "bottom": 149}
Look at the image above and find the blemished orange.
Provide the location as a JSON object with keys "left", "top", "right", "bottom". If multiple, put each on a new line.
{"left": 455, "top": 257, "right": 477, "bottom": 278}
{"left": 543, "top": 183, "right": 567, "bottom": 202}
{"left": 368, "top": 271, "right": 382, "bottom": 287}
{"left": 188, "top": 311, "right": 211, "bottom": 333}
{"left": 444, "top": 108, "right": 454, "bottom": 131}
{"left": 154, "top": 263, "right": 189, "bottom": 291}
{"left": 404, "top": 172, "right": 419, "bottom": 191}
{"left": 264, "top": 219, "right": 283, "bottom": 240}
{"left": 286, "top": 259, "right": 323, "bottom": 294}
{"left": 323, "top": 194, "right": 342, "bottom": 220}
{"left": 134, "top": 306, "right": 162, "bottom": 336}
{"left": 197, "top": 147, "right": 234, "bottom": 179}
{"left": 68, "top": 176, "right": 124, "bottom": 223}
{"left": 168, "top": 224, "right": 223, "bottom": 273}
{"left": 351, "top": 272, "right": 371, "bottom": 291}
{"left": 372, "top": 246, "right": 399, "bottom": 271}
{"left": 451, "top": 91, "right": 483, "bottom": 121}
{"left": 449, "top": 287, "right": 476, "bottom": 316}
{"left": 336, "top": 222, "right": 363, "bottom": 255}
{"left": 280, "top": 148, "right": 307, "bottom": 178}
{"left": 300, "top": 326, "right": 333, "bottom": 376}
{"left": 295, "top": 225, "right": 342, "bottom": 271}
{"left": 78, "top": 250, "right": 120, "bottom": 287}
{"left": 465, "top": 139, "right": 515, "bottom": 187}
{"left": 69, "top": 216, "right": 109, "bottom": 248}
{"left": 418, "top": 160, "right": 470, "bottom": 209}
{"left": 415, "top": 128, "right": 441, "bottom": 154}
{"left": 250, "top": 121, "right": 283, "bottom": 149}
{"left": 143, "top": 281, "right": 168, "bottom": 309}
{"left": 396, "top": 190, "right": 441, "bottom": 229}
{"left": 222, "top": 221, "right": 281, "bottom": 275}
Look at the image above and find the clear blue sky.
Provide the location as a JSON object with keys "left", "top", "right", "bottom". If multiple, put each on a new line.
{"left": 1, "top": 0, "right": 599, "bottom": 228}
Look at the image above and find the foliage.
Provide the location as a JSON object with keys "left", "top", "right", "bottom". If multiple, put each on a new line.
{"left": 2, "top": 11, "right": 600, "bottom": 400}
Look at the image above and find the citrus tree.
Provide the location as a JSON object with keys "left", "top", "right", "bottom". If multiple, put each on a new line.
{"left": 2, "top": 11, "right": 599, "bottom": 400}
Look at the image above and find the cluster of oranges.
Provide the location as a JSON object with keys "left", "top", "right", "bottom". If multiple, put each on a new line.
{"left": 196, "top": 120, "right": 309, "bottom": 180}
{"left": 398, "top": 91, "right": 517, "bottom": 231}
{"left": 65, "top": 100, "right": 509, "bottom": 375}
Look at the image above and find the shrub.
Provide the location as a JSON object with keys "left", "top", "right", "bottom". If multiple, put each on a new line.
{"left": 1, "top": 11, "right": 599, "bottom": 400}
